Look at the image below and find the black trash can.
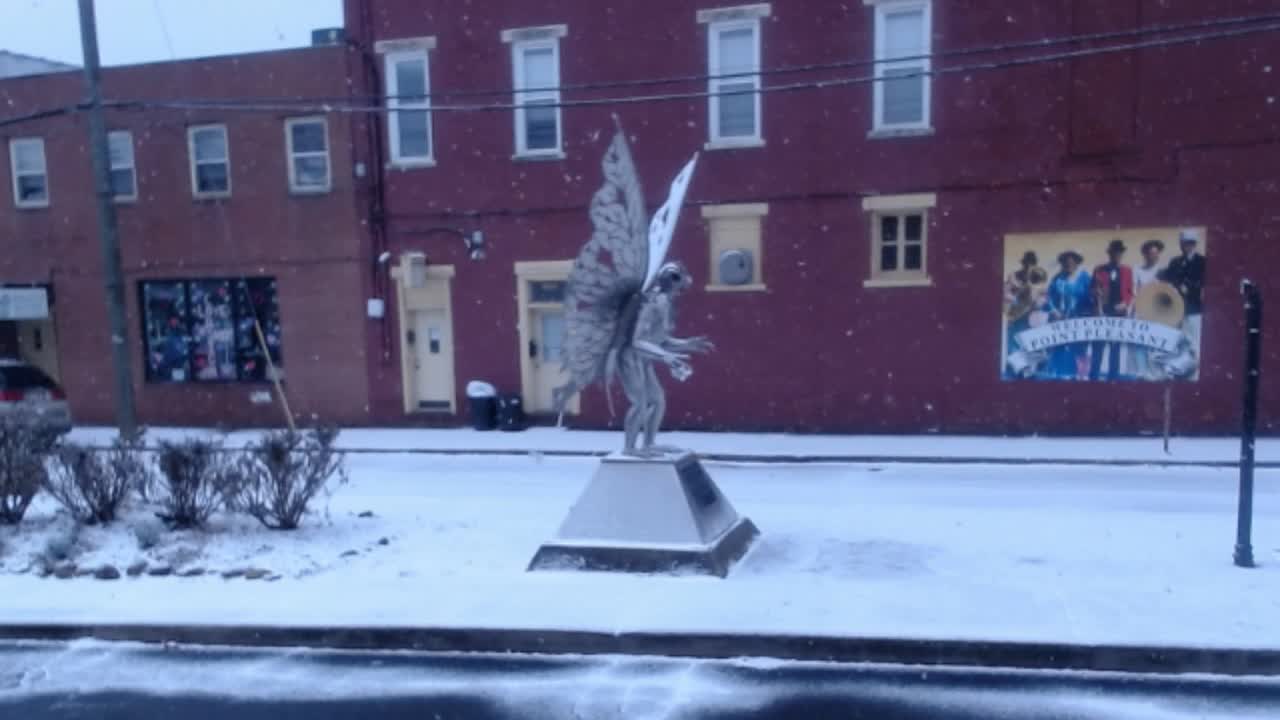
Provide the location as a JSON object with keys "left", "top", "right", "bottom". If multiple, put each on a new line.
{"left": 497, "top": 393, "right": 526, "bottom": 432}
{"left": 468, "top": 395, "right": 497, "bottom": 431}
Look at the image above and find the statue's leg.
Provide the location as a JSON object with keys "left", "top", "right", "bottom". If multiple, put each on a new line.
{"left": 619, "top": 353, "right": 647, "bottom": 455}
{"left": 642, "top": 363, "right": 665, "bottom": 451}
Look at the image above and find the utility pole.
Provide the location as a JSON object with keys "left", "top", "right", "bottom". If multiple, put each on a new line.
{"left": 77, "top": 0, "right": 137, "bottom": 436}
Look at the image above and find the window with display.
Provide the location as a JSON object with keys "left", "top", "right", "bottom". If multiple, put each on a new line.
{"left": 140, "top": 277, "right": 283, "bottom": 383}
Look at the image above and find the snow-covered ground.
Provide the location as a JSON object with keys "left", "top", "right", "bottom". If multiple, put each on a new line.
{"left": 68, "top": 426, "right": 1280, "bottom": 465}
{"left": 1, "top": 449, "right": 1277, "bottom": 650}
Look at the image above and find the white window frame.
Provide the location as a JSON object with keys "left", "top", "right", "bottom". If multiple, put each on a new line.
{"left": 510, "top": 38, "right": 564, "bottom": 158}
{"left": 284, "top": 116, "right": 332, "bottom": 193}
{"left": 187, "top": 124, "right": 231, "bottom": 199}
{"left": 382, "top": 42, "right": 435, "bottom": 167}
{"left": 871, "top": 0, "right": 933, "bottom": 134}
{"left": 861, "top": 193, "right": 936, "bottom": 288}
{"left": 107, "top": 130, "right": 137, "bottom": 202}
{"left": 706, "top": 19, "right": 763, "bottom": 148}
{"left": 9, "top": 137, "right": 49, "bottom": 209}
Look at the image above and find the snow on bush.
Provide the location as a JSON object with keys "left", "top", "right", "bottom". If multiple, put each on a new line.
{"left": 0, "top": 413, "right": 59, "bottom": 525}
{"left": 154, "top": 439, "right": 239, "bottom": 529}
{"left": 230, "top": 427, "right": 347, "bottom": 531}
{"left": 45, "top": 444, "right": 134, "bottom": 525}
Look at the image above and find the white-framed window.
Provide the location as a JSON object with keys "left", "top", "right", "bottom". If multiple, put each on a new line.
{"left": 383, "top": 44, "right": 434, "bottom": 166}
{"left": 503, "top": 25, "right": 567, "bottom": 158}
{"left": 187, "top": 124, "right": 230, "bottom": 198}
{"left": 107, "top": 130, "right": 137, "bottom": 201}
{"left": 284, "top": 117, "right": 331, "bottom": 192}
{"left": 9, "top": 137, "right": 49, "bottom": 208}
{"left": 511, "top": 41, "right": 562, "bottom": 156}
{"left": 702, "top": 203, "right": 768, "bottom": 291}
{"left": 862, "top": 193, "right": 936, "bottom": 287}
{"left": 706, "top": 18, "right": 763, "bottom": 146}
{"left": 872, "top": 0, "right": 932, "bottom": 133}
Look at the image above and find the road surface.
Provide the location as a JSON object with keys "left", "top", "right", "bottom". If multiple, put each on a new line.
{"left": 3, "top": 639, "right": 1280, "bottom": 719}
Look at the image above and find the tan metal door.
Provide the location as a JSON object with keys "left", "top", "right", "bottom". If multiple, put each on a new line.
{"left": 410, "top": 308, "right": 454, "bottom": 411}
{"left": 529, "top": 308, "right": 568, "bottom": 412}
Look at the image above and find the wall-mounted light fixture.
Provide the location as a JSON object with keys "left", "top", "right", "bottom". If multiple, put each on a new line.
{"left": 405, "top": 226, "right": 486, "bottom": 261}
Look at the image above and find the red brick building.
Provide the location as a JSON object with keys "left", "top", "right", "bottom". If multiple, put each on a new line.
{"left": 4, "top": 2, "right": 1278, "bottom": 436}
{"left": 344, "top": 0, "right": 1280, "bottom": 434}
{"left": 0, "top": 44, "right": 373, "bottom": 427}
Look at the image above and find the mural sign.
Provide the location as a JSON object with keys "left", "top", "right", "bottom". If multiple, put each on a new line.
{"left": 1002, "top": 227, "right": 1206, "bottom": 382}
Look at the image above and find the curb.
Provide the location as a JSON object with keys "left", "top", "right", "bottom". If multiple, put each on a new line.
{"left": 79, "top": 443, "right": 1278, "bottom": 469}
{"left": 1, "top": 625, "right": 1277, "bottom": 677}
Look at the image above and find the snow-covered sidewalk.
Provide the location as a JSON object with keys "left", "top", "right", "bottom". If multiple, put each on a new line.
{"left": 2, "top": 453, "right": 1278, "bottom": 650}
{"left": 68, "top": 426, "right": 1280, "bottom": 466}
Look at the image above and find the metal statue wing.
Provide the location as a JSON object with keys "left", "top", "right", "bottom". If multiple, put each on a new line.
{"left": 643, "top": 153, "right": 699, "bottom": 291}
{"left": 553, "top": 124, "right": 649, "bottom": 413}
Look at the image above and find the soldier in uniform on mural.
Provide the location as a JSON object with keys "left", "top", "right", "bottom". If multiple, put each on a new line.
{"left": 1160, "top": 230, "right": 1206, "bottom": 359}
{"left": 1089, "top": 240, "right": 1134, "bottom": 381}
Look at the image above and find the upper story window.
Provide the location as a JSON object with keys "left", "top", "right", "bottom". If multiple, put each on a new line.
{"left": 502, "top": 24, "right": 568, "bottom": 158}
{"left": 107, "top": 130, "right": 137, "bottom": 202}
{"left": 378, "top": 37, "right": 436, "bottom": 167}
{"left": 698, "top": 4, "right": 771, "bottom": 148}
{"left": 862, "top": 193, "right": 936, "bottom": 287}
{"left": 872, "top": 0, "right": 932, "bottom": 133}
{"left": 187, "top": 124, "right": 230, "bottom": 198}
{"left": 285, "top": 117, "right": 331, "bottom": 193}
{"left": 9, "top": 138, "right": 49, "bottom": 208}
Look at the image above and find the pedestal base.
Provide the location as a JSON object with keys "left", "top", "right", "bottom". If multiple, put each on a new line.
{"left": 527, "top": 451, "right": 760, "bottom": 578}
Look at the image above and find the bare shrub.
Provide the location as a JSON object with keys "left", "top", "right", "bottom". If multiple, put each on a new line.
{"left": 132, "top": 516, "right": 164, "bottom": 551}
{"left": 45, "top": 443, "right": 134, "bottom": 525}
{"left": 111, "top": 429, "right": 154, "bottom": 502}
{"left": 231, "top": 428, "right": 346, "bottom": 530}
{"left": 0, "top": 413, "right": 59, "bottom": 525}
{"left": 154, "top": 439, "right": 239, "bottom": 529}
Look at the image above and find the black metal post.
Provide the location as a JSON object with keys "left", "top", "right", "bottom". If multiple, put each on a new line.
{"left": 1235, "top": 280, "right": 1262, "bottom": 568}
{"left": 78, "top": 0, "right": 138, "bottom": 437}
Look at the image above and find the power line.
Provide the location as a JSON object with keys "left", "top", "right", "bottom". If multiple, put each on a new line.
{"left": 102, "top": 21, "right": 1280, "bottom": 116}
{"left": 3, "top": 14, "right": 1277, "bottom": 130}
{"left": 0, "top": 104, "right": 82, "bottom": 129}
{"left": 146, "top": 11, "right": 1280, "bottom": 106}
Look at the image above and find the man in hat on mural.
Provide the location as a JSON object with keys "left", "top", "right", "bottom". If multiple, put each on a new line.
{"left": 1160, "top": 229, "right": 1206, "bottom": 359}
{"left": 1089, "top": 239, "right": 1134, "bottom": 381}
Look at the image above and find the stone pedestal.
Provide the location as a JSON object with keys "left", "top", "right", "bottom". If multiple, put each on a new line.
{"left": 527, "top": 451, "right": 759, "bottom": 577}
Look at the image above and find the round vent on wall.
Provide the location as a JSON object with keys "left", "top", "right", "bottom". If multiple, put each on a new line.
{"left": 718, "top": 249, "right": 754, "bottom": 286}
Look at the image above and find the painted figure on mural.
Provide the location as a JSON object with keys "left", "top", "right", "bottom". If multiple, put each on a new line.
{"left": 1160, "top": 229, "right": 1206, "bottom": 359}
{"left": 1045, "top": 250, "right": 1092, "bottom": 379}
{"left": 1089, "top": 240, "right": 1134, "bottom": 381}
{"left": 1128, "top": 239, "right": 1165, "bottom": 379}
{"left": 1003, "top": 251, "right": 1048, "bottom": 356}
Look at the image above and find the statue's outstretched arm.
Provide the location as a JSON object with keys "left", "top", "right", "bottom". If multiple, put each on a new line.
{"left": 664, "top": 335, "right": 714, "bottom": 354}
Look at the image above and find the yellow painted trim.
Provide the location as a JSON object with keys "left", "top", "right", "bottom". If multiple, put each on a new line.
{"left": 861, "top": 193, "right": 937, "bottom": 212}
{"left": 862, "top": 276, "right": 933, "bottom": 288}
{"left": 393, "top": 255, "right": 457, "bottom": 414}
{"left": 701, "top": 202, "right": 769, "bottom": 219}
{"left": 514, "top": 260, "right": 578, "bottom": 414}
{"left": 706, "top": 283, "right": 768, "bottom": 292}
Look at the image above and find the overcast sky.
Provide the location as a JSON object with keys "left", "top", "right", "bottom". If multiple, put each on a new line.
{"left": 0, "top": 0, "right": 344, "bottom": 67}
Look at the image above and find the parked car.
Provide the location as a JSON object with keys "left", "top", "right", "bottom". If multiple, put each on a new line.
{"left": 0, "top": 360, "right": 72, "bottom": 434}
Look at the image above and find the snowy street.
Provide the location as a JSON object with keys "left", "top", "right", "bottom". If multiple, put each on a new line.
{"left": 2, "top": 449, "right": 1278, "bottom": 651}
{"left": 4, "top": 640, "right": 1280, "bottom": 719}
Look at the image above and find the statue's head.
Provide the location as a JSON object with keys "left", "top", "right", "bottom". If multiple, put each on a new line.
{"left": 655, "top": 261, "right": 692, "bottom": 294}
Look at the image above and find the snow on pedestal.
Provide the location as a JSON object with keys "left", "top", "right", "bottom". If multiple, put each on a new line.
{"left": 527, "top": 451, "right": 759, "bottom": 577}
